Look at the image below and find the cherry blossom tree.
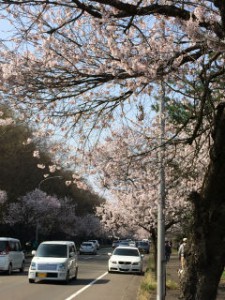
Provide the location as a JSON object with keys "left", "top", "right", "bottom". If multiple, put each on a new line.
{"left": 3, "top": 189, "right": 61, "bottom": 236}
{"left": 75, "top": 213, "right": 103, "bottom": 238}
{"left": 3, "top": 189, "right": 78, "bottom": 239}
{"left": 0, "top": 1, "right": 225, "bottom": 299}
{"left": 3, "top": 188, "right": 103, "bottom": 240}
{"left": 89, "top": 119, "right": 207, "bottom": 265}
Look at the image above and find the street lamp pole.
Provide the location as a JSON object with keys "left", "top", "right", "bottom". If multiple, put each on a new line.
{"left": 35, "top": 175, "right": 63, "bottom": 242}
{"left": 157, "top": 80, "right": 166, "bottom": 300}
{"left": 38, "top": 176, "right": 63, "bottom": 189}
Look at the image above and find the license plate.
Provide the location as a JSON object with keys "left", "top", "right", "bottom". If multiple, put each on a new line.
{"left": 38, "top": 273, "right": 47, "bottom": 278}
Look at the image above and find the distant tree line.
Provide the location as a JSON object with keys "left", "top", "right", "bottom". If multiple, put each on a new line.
{"left": 0, "top": 105, "right": 105, "bottom": 245}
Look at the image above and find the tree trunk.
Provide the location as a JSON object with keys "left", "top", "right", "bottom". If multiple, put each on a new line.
{"left": 180, "top": 103, "right": 225, "bottom": 299}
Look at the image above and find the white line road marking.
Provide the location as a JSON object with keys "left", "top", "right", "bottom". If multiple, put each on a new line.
{"left": 64, "top": 272, "right": 108, "bottom": 300}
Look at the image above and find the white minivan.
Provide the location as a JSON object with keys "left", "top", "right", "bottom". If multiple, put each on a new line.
{"left": 0, "top": 237, "right": 25, "bottom": 274}
{"left": 28, "top": 241, "right": 78, "bottom": 284}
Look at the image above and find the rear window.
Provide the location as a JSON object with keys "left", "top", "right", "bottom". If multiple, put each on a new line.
{"left": 82, "top": 243, "right": 93, "bottom": 246}
{"left": 119, "top": 242, "right": 130, "bottom": 246}
{"left": 36, "top": 244, "right": 67, "bottom": 258}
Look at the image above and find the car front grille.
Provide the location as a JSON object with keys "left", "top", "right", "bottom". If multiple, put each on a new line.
{"left": 37, "top": 264, "right": 57, "bottom": 271}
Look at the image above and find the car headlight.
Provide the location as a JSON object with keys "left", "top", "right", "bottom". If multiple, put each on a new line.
{"left": 58, "top": 263, "right": 66, "bottom": 271}
{"left": 58, "top": 264, "right": 66, "bottom": 271}
{"left": 30, "top": 262, "right": 37, "bottom": 270}
{"left": 110, "top": 260, "right": 117, "bottom": 264}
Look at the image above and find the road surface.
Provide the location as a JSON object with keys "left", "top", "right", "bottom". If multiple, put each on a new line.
{"left": 0, "top": 247, "right": 147, "bottom": 300}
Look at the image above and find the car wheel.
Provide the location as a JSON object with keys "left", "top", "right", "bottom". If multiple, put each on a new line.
{"left": 19, "top": 260, "right": 25, "bottom": 272}
{"left": 7, "top": 264, "right": 12, "bottom": 275}
{"left": 29, "top": 279, "right": 35, "bottom": 283}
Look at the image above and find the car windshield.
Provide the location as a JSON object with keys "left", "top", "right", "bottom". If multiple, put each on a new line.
{"left": 36, "top": 244, "right": 67, "bottom": 258}
{"left": 113, "top": 248, "right": 139, "bottom": 256}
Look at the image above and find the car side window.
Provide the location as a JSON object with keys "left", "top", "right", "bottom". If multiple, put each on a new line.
{"left": 15, "top": 242, "right": 22, "bottom": 251}
{"left": 15, "top": 242, "right": 19, "bottom": 251}
{"left": 18, "top": 242, "right": 22, "bottom": 251}
{"left": 69, "top": 245, "right": 75, "bottom": 256}
{"left": 9, "top": 241, "right": 15, "bottom": 251}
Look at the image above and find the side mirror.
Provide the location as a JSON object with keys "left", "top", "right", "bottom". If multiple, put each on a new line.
{"left": 108, "top": 253, "right": 112, "bottom": 256}
{"left": 31, "top": 250, "right": 36, "bottom": 256}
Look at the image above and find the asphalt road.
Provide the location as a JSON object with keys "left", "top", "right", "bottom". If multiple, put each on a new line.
{"left": 0, "top": 247, "right": 147, "bottom": 300}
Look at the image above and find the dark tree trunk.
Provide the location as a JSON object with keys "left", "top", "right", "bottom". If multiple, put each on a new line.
{"left": 180, "top": 103, "right": 225, "bottom": 299}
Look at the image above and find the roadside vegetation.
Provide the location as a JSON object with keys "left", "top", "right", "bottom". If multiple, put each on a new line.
{"left": 139, "top": 249, "right": 225, "bottom": 300}
{"left": 138, "top": 254, "right": 157, "bottom": 300}
{"left": 138, "top": 250, "right": 179, "bottom": 300}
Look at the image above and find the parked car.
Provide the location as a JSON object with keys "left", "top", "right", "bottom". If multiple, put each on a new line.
{"left": 28, "top": 241, "right": 78, "bottom": 284}
{"left": 79, "top": 242, "right": 97, "bottom": 255}
{"left": 128, "top": 241, "right": 136, "bottom": 247}
{"left": 0, "top": 237, "right": 25, "bottom": 275}
{"left": 88, "top": 240, "right": 100, "bottom": 250}
{"left": 112, "top": 240, "right": 121, "bottom": 249}
{"left": 118, "top": 240, "right": 130, "bottom": 247}
{"left": 119, "top": 240, "right": 136, "bottom": 247}
{"left": 136, "top": 240, "right": 150, "bottom": 254}
{"left": 108, "top": 246, "right": 144, "bottom": 274}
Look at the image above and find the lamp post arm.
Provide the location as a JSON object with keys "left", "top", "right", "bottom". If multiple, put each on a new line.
{"left": 38, "top": 176, "right": 63, "bottom": 189}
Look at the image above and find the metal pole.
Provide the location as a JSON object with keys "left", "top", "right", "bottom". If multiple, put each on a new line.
{"left": 157, "top": 80, "right": 166, "bottom": 300}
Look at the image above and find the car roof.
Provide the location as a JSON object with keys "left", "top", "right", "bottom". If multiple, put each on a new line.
{"left": 115, "top": 246, "right": 139, "bottom": 250}
{"left": 82, "top": 241, "right": 94, "bottom": 244}
{"left": 0, "top": 237, "right": 20, "bottom": 242}
{"left": 40, "top": 241, "right": 75, "bottom": 245}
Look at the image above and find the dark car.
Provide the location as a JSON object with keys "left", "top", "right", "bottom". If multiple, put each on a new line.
{"left": 136, "top": 240, "right": 150, "bottom": 254}
{"left": 112, "top": 240, "right": 121, "bottom": 249}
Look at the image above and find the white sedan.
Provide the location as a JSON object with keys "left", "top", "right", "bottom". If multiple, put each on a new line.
{"left": 108, "top": 246, "right": 144, "bottom": 274}
{"left": 79, "top": 242, "right": 97, "bottom": 255}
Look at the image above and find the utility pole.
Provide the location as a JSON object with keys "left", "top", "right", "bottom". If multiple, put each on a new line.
{"left": 157, "top": 80, "right": 166, "bottom": 300}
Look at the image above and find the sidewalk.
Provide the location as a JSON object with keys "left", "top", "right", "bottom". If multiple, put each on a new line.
{"left": 165, "top": 254, "right": 180, "bottom": 299}
{"left": 161, "top": 254, "right": 225, "bottom": 300}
